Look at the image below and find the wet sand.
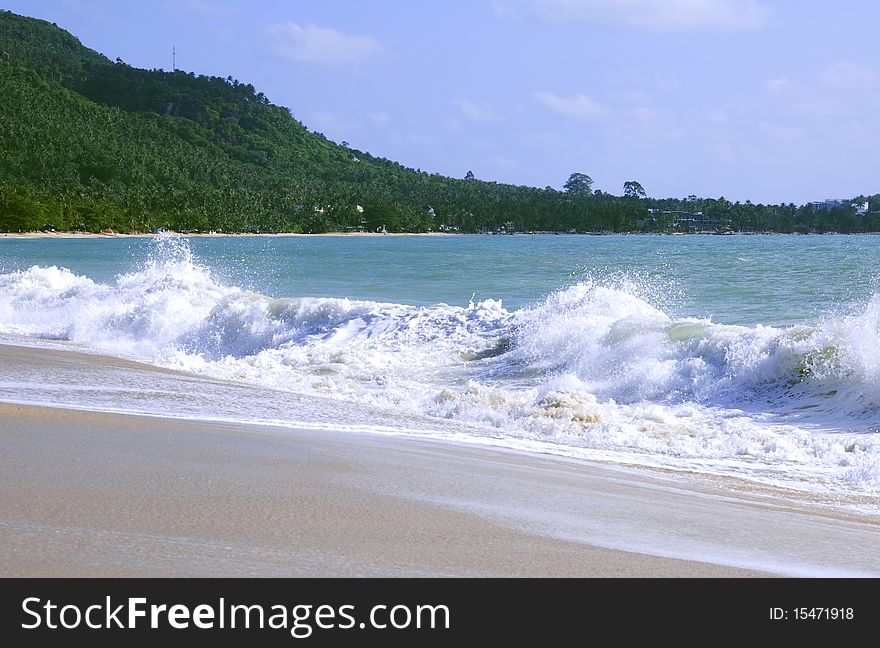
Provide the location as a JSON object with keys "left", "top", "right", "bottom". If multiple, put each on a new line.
{"left": 1, "top": 397, "right": 878, "bottom": 577}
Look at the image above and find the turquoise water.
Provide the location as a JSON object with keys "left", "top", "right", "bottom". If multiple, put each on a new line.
{"left": 2, "top": 233, "right": 880, "bottom": 498}
{"left": 2, "top": 234, "right": 878, "bottom": 325}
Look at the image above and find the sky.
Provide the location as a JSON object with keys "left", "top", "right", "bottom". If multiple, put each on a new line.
{"left": 6, "top": 0, "right": 880, "bottom": 204}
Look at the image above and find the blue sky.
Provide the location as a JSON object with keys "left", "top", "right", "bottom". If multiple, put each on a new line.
{"left": 7, "top": 1, "right": 880, "bottom": 204}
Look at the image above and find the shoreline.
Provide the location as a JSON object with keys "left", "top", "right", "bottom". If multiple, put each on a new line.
{"left": 0, "top": 230, "right": 453, "bottom": 239}
{"left": 2, "top": 341, "right": 880, "bottom": 576}
{"left": 2, "top": 230, "right": 870, "bottom": 239}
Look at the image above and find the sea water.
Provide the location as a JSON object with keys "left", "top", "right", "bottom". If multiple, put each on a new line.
{"left": 2, "top": 233, "right": 879, "bottom": 503}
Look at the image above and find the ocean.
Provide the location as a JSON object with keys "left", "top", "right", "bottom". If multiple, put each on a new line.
{"left": 2, "top": 233, "right": 879, "bottom": 508}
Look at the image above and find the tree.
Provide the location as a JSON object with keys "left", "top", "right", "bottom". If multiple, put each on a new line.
{"left": 464, "top": 170, "right": 475, "bottom": 180}
{"left": 564, "top": 172, "right": 593, "bottom": 195}
{"left": 623, "top": 180, "right": 646, "bottom": 198}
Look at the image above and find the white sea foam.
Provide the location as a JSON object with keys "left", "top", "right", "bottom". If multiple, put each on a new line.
{"left": 1, "top": 234, "right": 879, "bottom": 497}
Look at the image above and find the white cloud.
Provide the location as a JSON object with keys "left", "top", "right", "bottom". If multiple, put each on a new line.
{"left": 821, "top": 61, "right": 875, "bottom": 91}
{"left": 266, "top": 22, "right": 383, "bottom": 64}
{"left": 534, "top": 90, "right": 607, "bottom": 120}
{"left": 522, "top": 0, "right": 770, "bottom": 30}
{"left": 764, "top": 77, "right": 789, "bottom": 92}
{"left": 458, "top": 100, "right": 502, "bottom": 122}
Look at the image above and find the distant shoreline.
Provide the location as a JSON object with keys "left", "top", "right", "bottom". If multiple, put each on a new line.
{"left": 2, "top": 230, "right": 872, "bottom": 239}
{"left": 0, "top": 230, "right": 453, "bottom": 239}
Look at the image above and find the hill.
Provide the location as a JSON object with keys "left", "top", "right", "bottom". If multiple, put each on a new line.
{"left": 1, "top": 10, "right": 878, "bottom": 234}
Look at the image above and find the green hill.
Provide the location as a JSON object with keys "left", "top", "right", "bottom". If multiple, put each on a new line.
{"left": 0, "top": 10, "right": 580, "bottom": 234}
{"left": 1, "top": 10, "right": 877, "bottom": 234}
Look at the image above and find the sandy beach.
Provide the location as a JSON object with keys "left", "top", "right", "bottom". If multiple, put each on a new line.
{"left": 0, "top": 403, "right": 753, "bottom": 577}
{"left": 1, "top": 344, "right": 878, "bottom": 577}
{"left": 0, "top": 230, "right": 453, "bottom": 239}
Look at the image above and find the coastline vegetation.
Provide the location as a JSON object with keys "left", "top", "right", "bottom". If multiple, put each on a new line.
{"left": 2, "top": 10, "right": 880, "bottom": 236}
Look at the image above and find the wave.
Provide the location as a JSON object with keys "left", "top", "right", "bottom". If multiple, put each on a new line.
{"left": 1, "top": 234, "right": 879, "bottom": 493}
{"left": 507, "top": 280, "right": 880, "bottom": 423}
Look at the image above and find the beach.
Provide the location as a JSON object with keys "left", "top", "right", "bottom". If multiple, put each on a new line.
{"left": 2, "top": 345, "right": 879, "bottom": 578}
{"left": 2, "top": 233, "right": 880, "bottom": 578}
{"left": 0, "top": 230, "right": 453, "bottom": 239}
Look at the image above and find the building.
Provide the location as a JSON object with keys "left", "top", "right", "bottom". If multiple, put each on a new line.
{"left": 809, "top": 199, "right": 868, "bottom": 215}
{"left": 809, "top": 199, "right": 844, "bottom": 211}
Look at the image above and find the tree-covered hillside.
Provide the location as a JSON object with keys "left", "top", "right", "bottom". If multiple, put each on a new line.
{"left": 1, "top": 10, "right": 878, "bottom": 234}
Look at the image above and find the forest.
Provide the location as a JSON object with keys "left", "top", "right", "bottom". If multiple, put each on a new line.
{"left": 2, "top": 10, "right": 879, "bottom": 235}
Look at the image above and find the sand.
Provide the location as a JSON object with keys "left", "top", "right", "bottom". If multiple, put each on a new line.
{"left": 0, "top": 231, "right": 453, "bottom": 239}
{"left": 1, "top": 389, "right": 878, "bottom": 577}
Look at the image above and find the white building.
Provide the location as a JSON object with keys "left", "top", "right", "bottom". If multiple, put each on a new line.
{"left": 809, "top": 199, "right": 869, "bottom": 214}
